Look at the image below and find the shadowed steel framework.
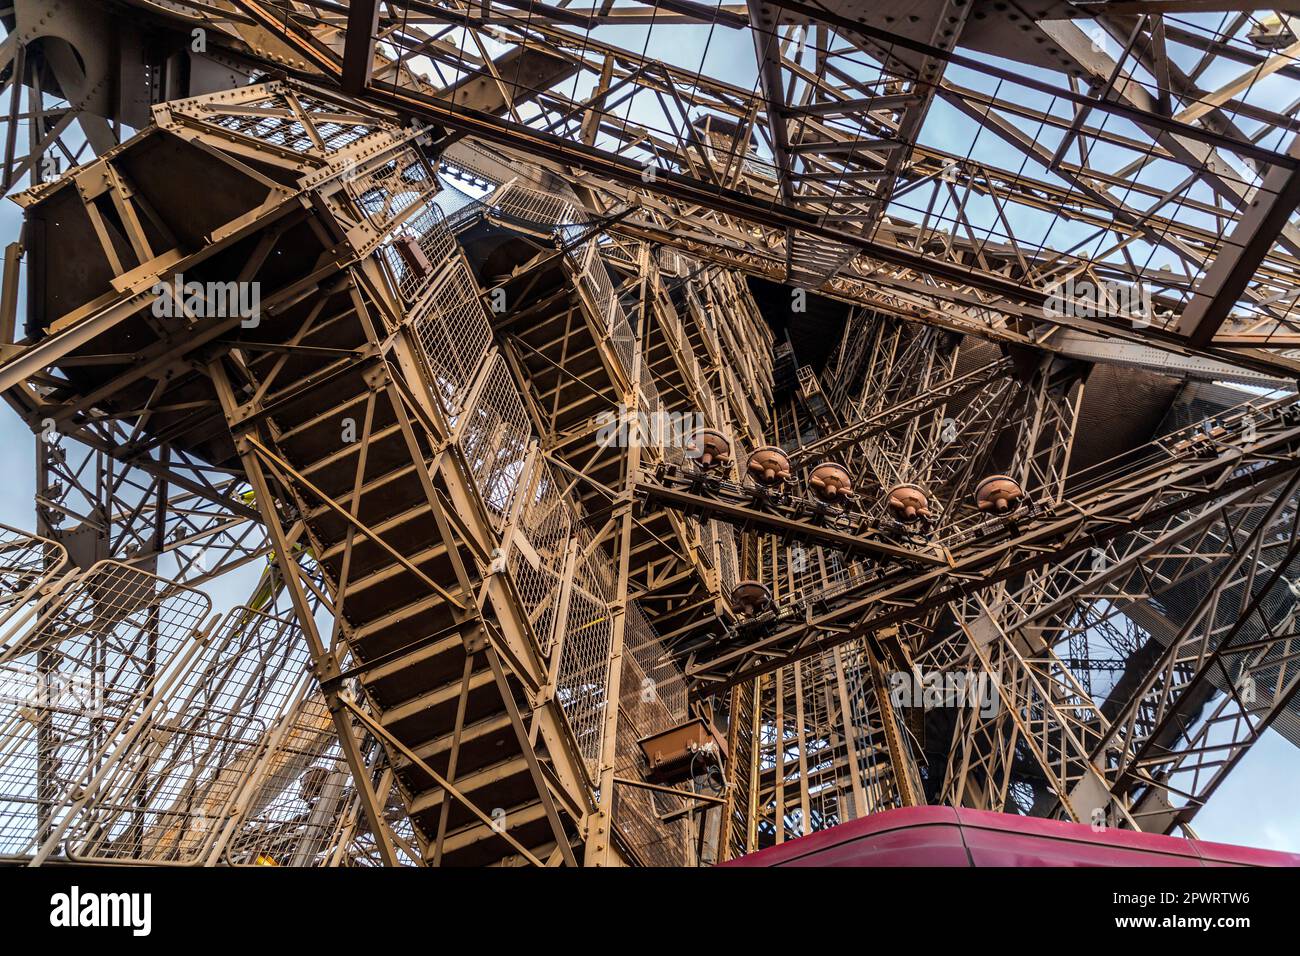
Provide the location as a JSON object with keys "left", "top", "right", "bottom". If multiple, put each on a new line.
{"left": 0, "top": 0, "right": 1297, "bottom": 865}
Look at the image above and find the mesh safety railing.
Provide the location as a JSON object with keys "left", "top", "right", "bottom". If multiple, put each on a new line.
{"left": 58, "top": 607, "right": 309, "bottom": 864}
{"left": 0, "top": 562, "right": 211, "bottom": 860}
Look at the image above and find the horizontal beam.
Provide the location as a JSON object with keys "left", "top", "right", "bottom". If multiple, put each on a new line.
{"left": 685, "top": 402, "right": 1300, "bottom": 690}
{"left": 636, "top": 477, "right": 947, "bottom": 565}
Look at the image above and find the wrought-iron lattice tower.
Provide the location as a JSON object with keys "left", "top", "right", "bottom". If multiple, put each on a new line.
{"left": 0, "top": 0, "right": 1299, "bottom": 865}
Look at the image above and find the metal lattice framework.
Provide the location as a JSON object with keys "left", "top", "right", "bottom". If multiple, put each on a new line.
{"left": 0, "top": 0, "right": 1298, "bottom": 866}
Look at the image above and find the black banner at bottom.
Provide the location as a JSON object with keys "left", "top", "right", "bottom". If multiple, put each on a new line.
{"left": 0, "top": 863, "right": 1291, "bottom": 944}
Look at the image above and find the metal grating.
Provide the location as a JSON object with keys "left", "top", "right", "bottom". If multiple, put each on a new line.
{"left": 555, "top": 564, "right": 612, "bottom": 776}
{"left": 353, "top": 147, "right": 435, "bottom": 230}
{"left": 457, "top": 354, "right": 532, "bottom": 526}
{"left": 410, "top": 256, "right": 494, "bottom": 419}
{"left": 223, "top": 692, "right": 358, "bottom": 867}
{"left": 0, "top": 562, "right": 211, "bottom": 859}
{"left": 380, "top": 201, "right": 458, "bottom": 305}
{"left": 0, "top": 524, "right": 69, "bottom": 638}
{"left": 507, "top": 459, "right": 574, "bottom": 657}
{"left": 58, "top": 607, "right": 309, "bottom": 864}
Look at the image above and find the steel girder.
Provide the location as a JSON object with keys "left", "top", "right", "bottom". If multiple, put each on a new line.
{"left": 6, "top": 0, "right": 1300, "bottom": 377}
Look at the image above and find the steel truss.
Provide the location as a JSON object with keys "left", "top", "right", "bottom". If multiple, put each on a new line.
{"left": 685, "top": 342, "right": 1300, "bottom": 854}
{"left": 0, "top": 0, "right": 1299, "bottom": 865}
{"left": 4, "top": 1, "right": 1300, "bottom": 372}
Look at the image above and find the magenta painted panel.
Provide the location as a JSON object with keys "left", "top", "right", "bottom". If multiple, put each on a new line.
{"left": 719, "top": 806, "right": 961, "bottom": 867}
{"left": 954, "top": 806, "right": 1205, "bottom": 866}
{"left": 959, "top": 828, "right": 1203, "bottom": 867}
{"left": 720, "top": 806, "right": 1300, "bottom": 867}
{"left": 1189, "top": 836, "right": 1300, "bottom": 867}
{"left": 777, "top": 825, "right": 970, "bottom": 867}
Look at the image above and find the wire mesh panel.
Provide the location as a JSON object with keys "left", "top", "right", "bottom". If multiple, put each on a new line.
{"left": 622, "top": 606, "right": 696, "bottom": 860}
{"left": 636, "top": 358, "right": 680, "bottom": 466}
{"left": 712, "top": 521, "right": 739, "bottom": 599}
{"left": 203, "top": 95, "right": 320, "bottom": 151}
{"left": 0, "top": 524, "right": 68, "bottom": 637}
{"left": 590, "top": 263, "right": 622, "bottom": 330}
{"left": 507, "top": 460, "right": 574, "bottom": 657}
{"left": 612, "top": 714, "right": 693, "bottom": 866}
{"left": 555, "top": 538, "right": 615, "bottom": 776}
{"left": 353, "top": 147, "right": 436, "bottom": 230}
{"left": 0, "top": 561, "right": 211, "bottom": 860}
{"left": 614, "top": 605, "right": 693, "bottom": 865}
{"left": 193, "top": 87, "right": 378, "bottom": 154}
{"left": 623, "top": 604, "right": 687, "bottom": 732}
{"left": 656, "top": 246, "right": 685, "bottom": 278}
{"left": 379, "top": 201, "right": 458, "bottom": 305}
{"left": 223, "top": 692, "right": 355, "bottom": 867}
{"left": 494, "top": 181, "right": 581, "bottom": 229}
{"left": 571, "top": 244, "right": 639, "bottom": 381}
{"left": 294, "top": 92, "right": 375, "bottom": 152}
{"left": 57, "top": 607, "right": 309, "bottom": 864}
{"left": 601, "top": 238, "right": 637, "bottom": 268}
{"left": 410, "top": 257, "right": 494, "bottom": 419}
{"left": 457, "top": 354, "right": 532, "bottom": 527}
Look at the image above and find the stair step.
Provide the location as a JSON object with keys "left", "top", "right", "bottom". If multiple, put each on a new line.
{"left": 359, "top": 625, "right": 471, "bottom": 706}
{"left": 426, "top": 799, "right": 554, "bottom": 867}
{"left": 348, "top": 591, "right": 462, "bottom": 660}
{"left": 407, "top": 753, "right": 531, "bottom": 820}
{"left": 380, "top": 666, "right": 502, "bottom": 743}
{"left": 392, "top": 712, "right": 515, "bottom": 777}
